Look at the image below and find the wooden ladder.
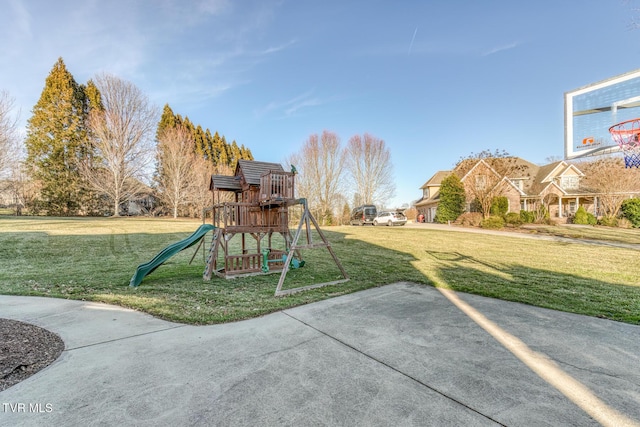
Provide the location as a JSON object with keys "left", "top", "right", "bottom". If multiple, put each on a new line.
{"left": 203, "top": 228, "right": 222, "bottom": 280}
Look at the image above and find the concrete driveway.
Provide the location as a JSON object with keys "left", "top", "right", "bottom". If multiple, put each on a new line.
{"left": 1, "top": 283, "right": 639, "bottom": 426}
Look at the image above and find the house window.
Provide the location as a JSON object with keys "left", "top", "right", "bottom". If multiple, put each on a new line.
{"left": 569, "top": 201, "right": 576, "bottom": 214}
{"left": 423, "top": 188, "right": 429, "bottom": 199}
{"left": 475, "top": 175, "right": 486, "bottom": 190}
{"left": 560, "top": 176, "right": 579, "bottom": 190}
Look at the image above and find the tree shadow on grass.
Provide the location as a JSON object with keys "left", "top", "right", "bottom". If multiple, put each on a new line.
{"left": 2, "top": 224, "right": 639, "bottom": 325}
{"left": 427, "top": 250, "right": 640, "bottom": 324}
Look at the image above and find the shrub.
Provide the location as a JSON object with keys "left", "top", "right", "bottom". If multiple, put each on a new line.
{"left": 598, "top": 216, "right": 618, "bottom": 227}
{"left": 617, "top": 217, "right": 632, "bottom": 229}
{"left": 456, "top": 212, "right": 483, "bottom": 227}
{"left": 534, "top": 205, "right": 550, "bottom": 223}
{"left": 621, "top": 198, "right": 640, "bottom": 228}
{"left": 572, "top": 206, "right": 590, "bottom": 225}
{"left": 586, "top": 212, "right": 597, "bottom": 225}
{"left": 504, "top": 212, "right": 522, "bottom": 227}
{"left": 519, "top": 210, "right": 535, "bottom": 224}
{"left": 481, "top": 215, "right": 505, "bottom": 229}
{"left": 490, "top": 196, "right": 509, "bottom": 217}
{"left": 435, "top": 174, "right": 466, "bottom": 223}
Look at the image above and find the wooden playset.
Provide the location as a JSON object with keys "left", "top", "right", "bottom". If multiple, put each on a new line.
{"left": 202, "top": 160, "right": 348, "bottom": 296}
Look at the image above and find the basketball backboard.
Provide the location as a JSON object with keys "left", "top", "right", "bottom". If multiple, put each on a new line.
{"left": 565, "top": 69, "right": 640, "bottom": 159}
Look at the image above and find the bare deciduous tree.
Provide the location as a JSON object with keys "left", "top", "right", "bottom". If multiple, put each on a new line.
{"left": 190, "top": 162, "right": 232, "bottom": 219}
{"left": 456, "top": 150, "right": 529, "bottom": 218}
{"left": 81, "top": 74, "right": 157, "bottom": 216}
{"left": 345, "top": 133, "right": 395, "bottom": 206}
{"left": 0, "top": 90, "right": 19, "bottom": 178}
{"left": 6, "top": 162, "right": 38, "bottom": 215}
{"left": 578, "top": 157, "right": 640, "bottom": 217}
{"left": 156, "top": 126, "right": 197, "bottom": 218}
{"left": 287, "top": 130, "right": 345, "bottom": 224}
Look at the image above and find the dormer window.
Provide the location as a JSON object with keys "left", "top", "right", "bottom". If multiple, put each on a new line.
{"left": 560, "top": 175, "right": 579, "bottom": 190}
{"left": 511, "top": 179, "right": 524, "bottom": 191}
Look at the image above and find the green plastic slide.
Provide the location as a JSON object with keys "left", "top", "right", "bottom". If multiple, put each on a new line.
{"left": 129, "top": 224, "right": 216, "bottom": 287}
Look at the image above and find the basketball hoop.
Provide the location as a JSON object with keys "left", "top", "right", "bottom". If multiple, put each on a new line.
{"left": 608, "top": 118, "right": 640, "bottom": 168}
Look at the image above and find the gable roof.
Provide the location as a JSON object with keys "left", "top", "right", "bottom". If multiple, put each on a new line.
{"left": 539, "top": 161, "right": 569, "bottom": 183}
{"left": 457, "top": 158, "right": 502, "bottom": 182}
{"left": 420, "top": 170, "right": 453, "bottom": 189}
{"left": 235, "top": 159, "right": 284, "bottom": 185}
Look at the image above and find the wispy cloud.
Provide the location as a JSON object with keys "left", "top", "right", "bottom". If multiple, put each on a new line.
{"left": 482, "top": 41, "right": 520, "bottom": 56}
{"left": 260, "top": 39, "right": 297, "bottom": 55}
{"left": 257, "top": 90, "right": 323, "bottom": 118}
{"left": 408, "top": 27, "right": 418, "bottom": 56}
{"left": 197, "top": 0, "right": 231, "bottom": 16}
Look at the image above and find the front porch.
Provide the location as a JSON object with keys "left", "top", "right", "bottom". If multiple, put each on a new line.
{"left": 521, "top": 195, "right": 599, "bottom": 222}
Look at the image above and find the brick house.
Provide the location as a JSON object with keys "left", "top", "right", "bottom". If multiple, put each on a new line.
{"left": 415, "top": 158, "right": 627, "bottom": 223}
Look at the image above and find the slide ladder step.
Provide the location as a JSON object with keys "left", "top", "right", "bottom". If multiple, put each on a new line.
{"left": 203, "top": 228, "right": 221, "bottom": 280}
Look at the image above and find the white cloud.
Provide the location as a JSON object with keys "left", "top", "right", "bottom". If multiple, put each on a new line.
{"left": 258, "top": 90, "right": 323, "bottom": 118}
{"left": 197, "top": 0, "right": 231, "bottom": 15}
{"left": 482, "top": 41, "right": 520, "bottom": 56}
{"left": 260, "top": 39, "right": 297, "bottom": 55}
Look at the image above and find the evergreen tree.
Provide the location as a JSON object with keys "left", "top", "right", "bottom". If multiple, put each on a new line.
{"left": 153, "top": 104, "right": 253, "bottom": 171}
{"left": 24, "top": 58, "right": 93, "bottom": 215}
{"left": 240, "top": 144, "right": 254, "bottom": 161}
{"left": 435, "top": 174, "right": 465, "bottom": 223}
{"left": 228, "top": 140, "right": 241, "bottom": 168}
{"left": 156, "top": 104, "right": 178, "bottom": 142}
{"left": 78, "top": 79, "right": 105, "bottom": 215}
{"left": 194, "top": 125, "right": 207, "bottom": 158}
{"left": 211, "top": 131, "right": 227, "bottom": 166}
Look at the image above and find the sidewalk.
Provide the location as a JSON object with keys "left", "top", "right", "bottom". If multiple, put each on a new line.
{"left": 1, "top": 283, "right": 639, "bottom": 426}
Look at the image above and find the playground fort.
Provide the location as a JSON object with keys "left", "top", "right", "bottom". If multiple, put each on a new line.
{"left": 130, "top": 160, "right": 348, "bottom": 296}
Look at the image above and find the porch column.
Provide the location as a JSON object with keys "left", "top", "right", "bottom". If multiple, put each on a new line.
{"left": 558, "top": 196, "right": 563, "bottom": 218}
{"left": 594, "top": 196, "right": 598, "bottom": 216}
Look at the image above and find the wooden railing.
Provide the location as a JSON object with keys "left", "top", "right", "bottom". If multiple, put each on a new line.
{"left": 259, "top": 171, "right": 295, "bottom": 202}
{"left": 225, "top": 254, "right": 261, "bottom": 274}
{"left": 212, "top": 202, "right": 289, "bottom": 229}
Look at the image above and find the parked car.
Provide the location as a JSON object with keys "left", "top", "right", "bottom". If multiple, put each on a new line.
{"left": 350, "top": 205, "right": 377, "bottom": 226}
{"left": 373, "top": 211, "right": 407, "bottom": 226}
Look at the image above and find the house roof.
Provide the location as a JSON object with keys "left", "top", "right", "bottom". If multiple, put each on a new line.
{"left": 235, "top": 159, "right": 284, "bottom": 185}
{"left": 537, "top": 161, "right": 566, "bottom": 184}
{"left": 420, "top": 170, "right": 453, "bottom": 189}
{"left": 428, "top": 157, "right": 591, "bottom": 198}
{"left": 209, "top": 160, "right": 287, "bottom": 192}
{"left": 209, "top": 175, "right": 242, "bottom": 192}
{"left": 414, "top": 191, "right": 441, "bottom": 207}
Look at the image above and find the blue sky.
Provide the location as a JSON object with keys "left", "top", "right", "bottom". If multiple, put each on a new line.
{"left": 2, "top": 0, "right": 640, "bottom": 207}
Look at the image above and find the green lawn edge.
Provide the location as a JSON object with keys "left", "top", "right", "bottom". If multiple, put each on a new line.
{"left": 1, "top": 216, "right": 639, "bottom": 325}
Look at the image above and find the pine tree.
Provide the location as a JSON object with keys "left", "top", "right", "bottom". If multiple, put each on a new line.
{"left": 78, "top": 79, "right": 104, "bottom": 215}
{"left": 239, "top": 144, "right": 254, "bottom": 161}
{"left": 193, "top": 125, "right": 207, "bottom": 158}
{"left": 156, "top": 104, "right": 178, "bottom": 142}
{"left": 153, "top": 105, "right": 253, "bottom": 172}
{"left": 228, "top": 140, "right": 241, "bottom": 168}
{"left": 24, "top": 58, "right": 93, "bottom": 216}
{"left": 211, "top": 131, "right": 227, "bottom": 166}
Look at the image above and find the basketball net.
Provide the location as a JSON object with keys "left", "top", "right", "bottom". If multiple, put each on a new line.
{"left": 608, "top": 118, "right": 640, "bottom": 168}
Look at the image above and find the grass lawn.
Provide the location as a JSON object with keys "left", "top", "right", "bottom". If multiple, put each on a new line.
{"left": 1, "top": 216, "right": 639, "bottom": 325}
